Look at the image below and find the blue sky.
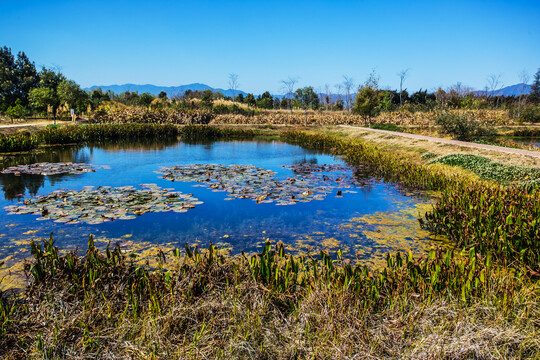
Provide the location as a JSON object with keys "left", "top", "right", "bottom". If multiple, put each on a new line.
{"left": 1, "top": 0, "right": 539, "bottom": 94}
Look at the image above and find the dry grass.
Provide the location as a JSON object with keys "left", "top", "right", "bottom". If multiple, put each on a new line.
{"left": 324, "top": 125, "right": 540, "bottom": 169}
{"left": 1, "top": 238, "right": 538, "bottom": 360}
{"left": 209, "top": 109, "right": 515, "bottom": 128}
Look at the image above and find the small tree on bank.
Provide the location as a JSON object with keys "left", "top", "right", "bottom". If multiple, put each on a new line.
{"left": 342, "top": 76, "right": 354, "bottom": 116}
{"left": 530, "top": 68, "right": 540, "bottom": 104}
{"left": 281, "top": 77, "right": 298, "bottom": 117}
{"left": 353, "top": 70, "right": 381, "bottom": 126}
{"left": 228, "top": 73, "right": 239, "bottom": 104}
{"left": 294, "top": 86, "right": 319, "bottom": 126}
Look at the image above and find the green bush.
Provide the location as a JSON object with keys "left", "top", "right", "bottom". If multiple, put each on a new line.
{"left": 519, "top": 105, "right": 540, "bottom": 123}
{"left": 434, "top": 111, "right": 493, "bottom": 141}
{"left": 212, "top": 104, "right": 257, "bottom": 116}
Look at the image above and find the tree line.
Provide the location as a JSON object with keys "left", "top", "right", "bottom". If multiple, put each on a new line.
{"left": 2, "top": 46, "right": 539, "bottom": 123}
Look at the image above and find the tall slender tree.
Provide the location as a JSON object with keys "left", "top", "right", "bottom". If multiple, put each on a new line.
{"left": 342, "top": 75, "right": 354, "bottom": 116}
{"left": 228, "top": 73, "right": 239, "bottom": 104}
{"left": 0, "top": 46, "right": 16, "bottom": 110}
{"left": 281, "top": 77, "right": 298, "bottom": 116}
{"left": 517, "top": 70, "right": 530, "bottom": 118}
{"left": 529, "top": 68, "right": 540, "bottom": 104}
{"left": 13, "top": 51, "right": 38, "bottom": 105}
{"left": 398, "top": 68, "right": 410, "bottom": 107}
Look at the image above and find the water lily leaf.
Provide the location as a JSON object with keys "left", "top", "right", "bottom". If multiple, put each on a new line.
{"left": 4, "top": 185, "right": 201, "bottom": 225}
{"left": 157, "top": 163, "right": 363, "bottom": 206}
{"left": 1, "top": 162, "right": 109, "bottom": 176}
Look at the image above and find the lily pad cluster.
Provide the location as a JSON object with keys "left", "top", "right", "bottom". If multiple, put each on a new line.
{"left": 157, "top": 163, "right": 363, "bottom": 206}
{"left": 4, "top": 184, "right": 202, "bottom": 225}
{"left": 1, "top": 162, "right": 109, "bottom": 176}
{"left": 285, "top": 163, "right": 350, "bottom": 173}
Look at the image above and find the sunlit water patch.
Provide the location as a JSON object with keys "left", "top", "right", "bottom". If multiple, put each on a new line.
{"left": 0, "top": 139, "right": 449, "bottom": 289}
{"left": 514, "top": 137, "right": 540, "bottom": 148}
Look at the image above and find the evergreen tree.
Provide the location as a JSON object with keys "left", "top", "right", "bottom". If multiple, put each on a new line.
{"left": 530, "top": 68, "right": 540, "bottom": 104}
{"left": 13, "top": 51, "right": 38, "bottom": 105}
{"left": 0, "top": 46, "right": 16, "bottom": 110}
{"left": 0, "top": 47, "right": 39, "bottom": 109}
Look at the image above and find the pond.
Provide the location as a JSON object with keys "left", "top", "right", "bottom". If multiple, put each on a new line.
{"left": 514, "top": 137, "right": 540, "bottom": 148}
{"left": 0, "top": 139, "right": 448, "bottom": 273}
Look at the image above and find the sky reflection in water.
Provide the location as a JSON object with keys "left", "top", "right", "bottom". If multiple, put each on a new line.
{"left": 0, "top": 139, "right": 447, "bottom": 267}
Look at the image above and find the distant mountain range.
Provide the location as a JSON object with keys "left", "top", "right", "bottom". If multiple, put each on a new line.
{"left": 85, "top": 82, "right": 533, "bottom": 99}
{"left": 84, "top": 83, "right": 248, "bottom": 98}
{"left": 473, "top": 83, "right": 531, "bottom": 97}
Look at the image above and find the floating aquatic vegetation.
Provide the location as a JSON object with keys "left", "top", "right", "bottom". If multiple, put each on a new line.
{"left": 1, "top": 162, "right": 110, "bottom": 176}
{"left": 157, "top": 163, "right": 365, "bottom": 206}
{"left": 4, "top": 184, "right": 201, "bottom": 225}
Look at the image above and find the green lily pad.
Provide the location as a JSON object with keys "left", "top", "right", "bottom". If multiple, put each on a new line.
{"left": 4, "top": 185, "right": 202, "bottom": 225}
{"left": 157, "top": 163, "right": 365, "bottom": 206}
{"left": 1, "top": 162, "right": 110, "bottom": 176}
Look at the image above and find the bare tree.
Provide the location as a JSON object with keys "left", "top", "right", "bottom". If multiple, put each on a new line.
{"left": 518, "top": 69, "right": 530, "bottom": 118}
{"left": 398, "top": 68, "right": 410, "bottom": 107}
{"left": 334, "top": 83, "right": 343, "bottom": 110}
{"left": 228, "top": 73, "right": 239, "bottom": 104}
{"left": 316, "top": 86, "right": 325, "bottom": 110}
{"left": 324, "top": 84, "right": 331, "bottom": 110}
{"left": 342, "top": 76, "right": 354, "bottom": 116}
{"left": 365, "top": 69, "right": 380, "bottom": 89}
{"left": 487, "top": 73, "right": 503, "bottom": 108}
{"left": 281, "top": 77, "right": 298, "bottom": 116}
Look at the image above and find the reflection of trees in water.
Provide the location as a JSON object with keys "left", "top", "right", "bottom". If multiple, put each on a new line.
{"left": 352, "top": 168, "right": 374, "bottom": 198}
{"left": 0, "top": 146, "right": 92, "bottom": 201}
{"left": 0, "top": 146, "right": 88, "bottom": 169}
{"left": 293, "top": 156, "right": 318, "bottom": 165}
{"left": 94, "top": 138, "right": 179, "bottom": 152}
{"left": 0, "top": 174, "right": 45, "bottom": 200}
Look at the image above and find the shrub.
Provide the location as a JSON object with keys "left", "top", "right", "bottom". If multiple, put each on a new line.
{"left": 434, "top": 111, "right": 493, "bottom": 141}
{"left": 519, "top": 105, "right": 540, "bottom": 123}
{"left": 212, "top": 104, "right": 257, "bottom": 116}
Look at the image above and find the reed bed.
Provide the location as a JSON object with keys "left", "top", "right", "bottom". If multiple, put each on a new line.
{"left": 0, "top": 236, "right": 538, "bottom": 359}
{"left": 0, "top": 132, "right": 39, "bottom": 153}
{"left": 89, "top": 105, "right": 514, "bottom": 128}
{"left": 210, "top": 109, "right": 513, "bottom": 127}
{"left": 38, "top": 124, "right": 180, "bottom": 144}
{"left": 91, "top": 104, "right": 214, "bottom": 125}
{"left": 0, "top": 124, "right": 180, "bottom": 153}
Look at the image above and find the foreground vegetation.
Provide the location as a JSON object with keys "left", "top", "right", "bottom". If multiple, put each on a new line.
{"left": 0, "top": 236, "right": 538, "bottom": 359}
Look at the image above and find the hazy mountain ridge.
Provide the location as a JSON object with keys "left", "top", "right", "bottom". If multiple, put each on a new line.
{"left": 85, "top": 83, "right": 248, "bottom": 98}
{"left": 85, "top": 83, "right": 533, "bottom": 99}
{"left": 473, "top": 83, "right": 531, "bottom": 97}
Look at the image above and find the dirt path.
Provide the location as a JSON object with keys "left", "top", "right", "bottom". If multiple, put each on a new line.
{"left": 0, "top": 122, "right": 54, "bottom": 129}
{"left": 339, "top": 125, "right": 540, "bottom": 159}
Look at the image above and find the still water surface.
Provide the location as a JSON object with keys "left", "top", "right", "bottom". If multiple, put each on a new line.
{"left": 0, "top": 140, "right": 446, "bottom": 266}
